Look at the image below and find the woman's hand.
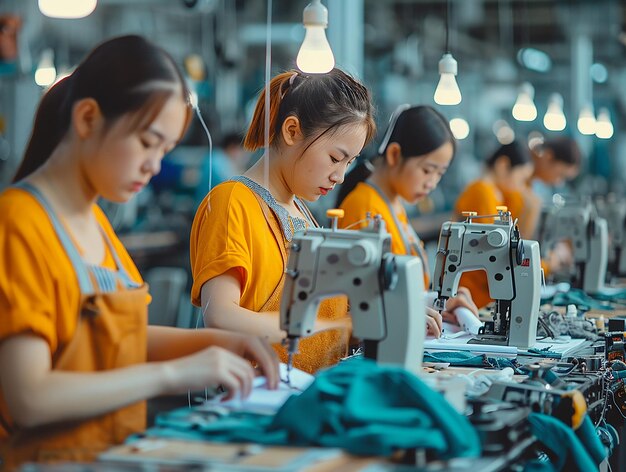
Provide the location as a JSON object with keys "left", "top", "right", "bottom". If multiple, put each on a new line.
{"left": 426, "top": 307, "right": 443, "bottom": 338}
{"left": 208, "top": 332, "right": 280, "bottom": 390}
{"left": 547, "top": 241, "right": 574, "bottom": 273}
{"left": 441, "top": 286, "right": 479, "bottom": 324}
{"left": 164, "top": 346, "right": 258, "bottom": 400}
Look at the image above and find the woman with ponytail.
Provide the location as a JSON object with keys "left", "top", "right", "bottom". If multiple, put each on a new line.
{"left": 454, "top": 140, "right": 534, "bottom": 308}
{"left": 338, "top": 105, "right": 478, "bottom": 334}
{"left": 0, "top": 35, "right": 278, "bottom": 468}
{"left": 190, "top": 69, "right": 376, "bottom": 374}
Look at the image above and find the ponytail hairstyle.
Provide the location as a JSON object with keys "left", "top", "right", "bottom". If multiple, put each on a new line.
{"left": 336, "top": 104, "right": 455, "bottom": 207}
{"left": 243, "top": 68, "right": 376, "bottom": 153}
{"left": 485, "top": 140, "right": 531, "bottom": 169}
{"left": 13, "top": 35, "right": 193, "bottom": 182}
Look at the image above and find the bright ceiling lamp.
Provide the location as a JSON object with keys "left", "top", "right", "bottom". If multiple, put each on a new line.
{"left": 512, "top": 82, "right": 537, "bottom": 122}
{"left": 449, "top": 117, "right": 469, "bottom": 140}
{"left": 577, "top": 104, "right": 596, "bottom": 135}
{"left": 434, "top": 0, "right": 461, "bottom": 105}
{"left": 493, "top": 119, "right": 515, "bottom": 145}
{"left": 296, "top": 0, "right": 334, "bottom": 74}
{"left": 34, "top": 49, "right": 56, "bottom": 87}
{"left": 595, "top": 108, "right": 614, "bottom": 139}
{"left": 434, "top": 54, "right": 462, "bottom": 105}
{"left": 543, "top": 93, "right": 566, "bottom": 131}
{"left": 38, "top": 0, "right": 97, "bottom": 19}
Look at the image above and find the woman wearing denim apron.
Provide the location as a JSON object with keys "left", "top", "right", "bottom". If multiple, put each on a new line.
{"left": 0, "top": 35, "right": 278, "bottom": 469}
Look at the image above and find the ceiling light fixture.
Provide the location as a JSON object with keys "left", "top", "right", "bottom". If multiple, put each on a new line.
{"left": 595, "top": 108, "right": 614, "bottom": 139}
{"left": 512, "top": 82, "right": 537, "bottom": 122}
{"left": 434, "top": 0, "right": 461, "bottom": 105}
{"left": 296, "top": 0, "right": 334, "bottom": 74}
{"left": 577, "top": 104, "right": 596, "bottom": 135}
{"left": 543, "top": 93, "right": 566, "bottom": 131}
{"left": 34, "top": 49, "right": 56, "bottom": 87}
{"left": 38, "top": 0, "right": 97, "bottom": 19}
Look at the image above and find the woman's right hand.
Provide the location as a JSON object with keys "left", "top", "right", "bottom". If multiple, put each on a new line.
{"left": 164, "top": 346, "right": 256, "bottom": 400}
{"left": 425, "top": 307, "right": 443, "bottom": 338}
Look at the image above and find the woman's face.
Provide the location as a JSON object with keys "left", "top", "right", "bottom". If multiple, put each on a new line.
{"left": 84, "top": 94, "right": 188, "bottom": 203}
{"left": 392, "top": 141, "right": 454, "bottom": 204}
{"left": 285, "top": 122, "right": 368, "bottom": 202}
{"left": 493, "top": 156, "right": 534, "bottom": 190}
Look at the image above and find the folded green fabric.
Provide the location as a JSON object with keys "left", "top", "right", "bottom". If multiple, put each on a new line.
{"left": 527, "top": 413, "right": 606, "bottom": 472}
{"left": 541, "top": 288, "right": 614, "bottom": 311}
{"left": 146, "top": 359, "right": 481, "bottom": 459}
{"left": 424, "top": 351, "right": 521, "bottom": 371}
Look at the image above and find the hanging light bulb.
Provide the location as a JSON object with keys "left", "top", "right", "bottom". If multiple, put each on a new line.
{"left": 296, "top": 0, "right": 334, "bottom": 74}
{"left": 595, "top": 108, "right": 614, "bottom": 139}
{"left": 38, "top": 0, "right": 97, "bottom": 19}
{"left": 449, "top": 117, "right": 469, "bottom": 139}
{"left": 34, "top": 49, "right": 56, "bottom": 87}
{"left": 543, "top": 93, "right": 566, "bottom": 131}
{"left": 493, "top": 120, "right": 515, "bottom": 145}
{"left": 577, "top": 104, "right": 596, "bottom": 135}
{"left": 512, "top": 82, "right": 537, "bottom": 121}
{"left": 434, "top": 53, "right": 462, "bottom": 105}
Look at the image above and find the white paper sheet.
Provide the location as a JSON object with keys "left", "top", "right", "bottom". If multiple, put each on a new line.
{"left": 202, "top": 363, "right": 315, "bottom": 414}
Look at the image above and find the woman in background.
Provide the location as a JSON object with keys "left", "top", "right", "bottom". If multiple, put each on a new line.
{"left": 338, "top": 105, "right": 479, "bottom": 334}
{"left": 454, "top": 140, "right": 534, "bottom": 308}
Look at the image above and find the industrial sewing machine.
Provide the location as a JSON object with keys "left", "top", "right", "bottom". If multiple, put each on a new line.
{"left": 432, "top": 207, "right": 541, "bottom": 348}
{"left": 595, "top": 194, "right": 626, "bottom": 278}
{"left": 539, "top": 201, "right": 609, "bottom": 293}
{"left": 280, "top": 210, "right": 426, "bottom": 375}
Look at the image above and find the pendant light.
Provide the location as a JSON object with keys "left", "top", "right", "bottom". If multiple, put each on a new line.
{"left": 543, "top": 93, "right": 566, "bottom": 131}
{"left": 296, "top": 0, "right": 334, "bottom": 74}
{"left": 512, "top": 82, "right": 537, "bottom": 121}
{"left": 595, "top": 108, "right": 614, "bottom": 139}
{"left": 38, "top": 0, "right": 97, "bottom": 19}
{"left": 434, "top": 0, "right": 461, "bottom": 105}
{"left": 577, "top": 104, "right": 596, "bottom": 135}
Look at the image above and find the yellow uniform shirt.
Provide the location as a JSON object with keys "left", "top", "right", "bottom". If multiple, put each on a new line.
{"left": 0, "top": 188, "right": 144, "bottom": 363}
{"left": 190, "top": 181, "right": 285, "bottom": 311}
{"left": 190, "top": 181, "right": 348, "bottom": 373}
{"left": 339, "top": 182, "right": 430, "bottom": 288}
{"left": 454, "top": 180, "right": 504, "bottom": 308}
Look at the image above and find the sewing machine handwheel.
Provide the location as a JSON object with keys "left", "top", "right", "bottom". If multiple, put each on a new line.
{"left": 380, "top": 253, "right": 398, "bottom": 290}
{"left": 515, "top": 239, "right": 525, "bottom": 265}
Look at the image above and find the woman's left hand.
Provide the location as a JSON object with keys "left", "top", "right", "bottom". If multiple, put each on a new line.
{"left": 441, "top": 286, "right": 479, "bottom": 324}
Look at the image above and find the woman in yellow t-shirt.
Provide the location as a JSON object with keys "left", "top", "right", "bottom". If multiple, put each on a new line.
{"left": 454, "top": 140, "right": 534, "bottom": 308}
{"left": 190, "top": 69, "right": 376, "bottom": 373}
{"left": 338, "top": 105, "right": 478, "bottom": 334}
{"left": 0, "top": 36, "right": 278, "bottom": 468}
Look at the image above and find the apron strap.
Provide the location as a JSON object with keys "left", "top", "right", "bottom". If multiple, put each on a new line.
{"left": 364, "top": 179, "right": 429, "bottom": 267}
{"left": 251, "top": 192, "right": 289, "bottom": 312}
{"left": 13, "top": 182, "right": 95, "bottom": 294}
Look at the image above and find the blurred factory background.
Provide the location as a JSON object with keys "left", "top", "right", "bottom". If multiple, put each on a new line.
{"left": 0, "top": 0, "right": 623, "bottom": 326}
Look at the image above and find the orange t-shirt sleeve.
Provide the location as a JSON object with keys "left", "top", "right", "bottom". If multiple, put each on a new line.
{"left": 0, "top": 214, "right": 58, "bottom": 350}
{"left": 0, "top": 190, "right": 73, "bottom": 352}
{"left": 455, "top": 180, "right": 500, "bottom": 223}
{"left": 189, "top": 182, "right": 254, "bottom": 307}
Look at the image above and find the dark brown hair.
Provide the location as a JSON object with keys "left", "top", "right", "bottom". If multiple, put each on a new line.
{"left": 13, "top": 35, "right": 192, "bottom": 182}
{"left": 243, "top": 69, "right": 376, "bottom": 152}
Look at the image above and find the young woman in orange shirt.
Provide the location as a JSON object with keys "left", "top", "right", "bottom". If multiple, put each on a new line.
{"left": 338, "top": 105, "right": 479, "bottom": 334}
{"left": 190, "top": 69, "right": 376, "bottom": 374}
{"left": 0, "top": 35, "right": 278, "bottom": 468}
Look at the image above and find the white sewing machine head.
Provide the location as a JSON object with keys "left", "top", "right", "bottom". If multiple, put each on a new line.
{"left": 595, "top": 194, "right": 626, "bottom": 277}
{"left": 539, "top": 200, "right": 608, "bottom": 293}
{"left": 279, "top": 210, "right": 426, "bottom": 375}
{"left": 432, "top": 207, "right": 541, "bottom": 348}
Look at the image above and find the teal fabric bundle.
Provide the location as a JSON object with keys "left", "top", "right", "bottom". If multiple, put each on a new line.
{"left": 541, "top": 288, "right": 614, "bottom": 311}
{"left": 424, "top": 351, "right": 521, "bottom": 372}
{"left": 525, "top": 413, "right": 606, "bottom": 472}
{"left": 144, "top": 359, "right": 481, "bottom": 459}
